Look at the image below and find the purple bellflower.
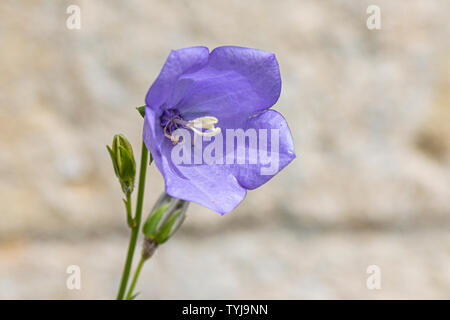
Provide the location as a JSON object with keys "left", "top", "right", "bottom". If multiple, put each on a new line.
{"left": 143, "top": 46, "right": 295, "bottom": 214}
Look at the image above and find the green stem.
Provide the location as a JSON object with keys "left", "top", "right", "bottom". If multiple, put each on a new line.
{"left": 116, "top": 141, "right": 148, "bottom": 300}
{"left": 125, "top": 257, "right": 146, "bottom": 300}
{"left": 125, "top": 192, "right": 134, "bottom": 228}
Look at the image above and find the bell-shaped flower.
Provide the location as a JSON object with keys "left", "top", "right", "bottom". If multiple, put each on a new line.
{"left": 143, "top": 46, "right": 295, "bottom": 214}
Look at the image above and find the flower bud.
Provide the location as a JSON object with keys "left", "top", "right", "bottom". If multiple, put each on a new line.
{"left": 142, "top": 193, "right": 188, "bottom": 245}
{"left": 107, "top": 134, "right": 136, "bottom": 194}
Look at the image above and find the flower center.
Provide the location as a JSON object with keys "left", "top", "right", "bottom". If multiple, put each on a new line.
{"left": 160, "top": 108, "right": 221, "bottom": 145}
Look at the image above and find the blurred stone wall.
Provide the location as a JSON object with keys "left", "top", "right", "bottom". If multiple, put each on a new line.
{"left": 0, "top": 0, "right": 449, "bottom": 299}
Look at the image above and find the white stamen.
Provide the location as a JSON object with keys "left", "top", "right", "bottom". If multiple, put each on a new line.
{"left": 164, "top": 116, "right": 221, "bottom": 145}
{"left": 186, "top": 116, "right": 221, "bottom": 145}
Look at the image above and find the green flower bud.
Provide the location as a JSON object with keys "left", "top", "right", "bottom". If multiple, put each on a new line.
{"left": 106, "top": 134, "right": 136, "bottom": 194}
{"left": 142, "top": 193, "right": 188, "bottom": 245}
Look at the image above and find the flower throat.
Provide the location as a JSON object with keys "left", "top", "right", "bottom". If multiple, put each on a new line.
{"left": 160, "top": 108, "right": 221, "bottom": 145}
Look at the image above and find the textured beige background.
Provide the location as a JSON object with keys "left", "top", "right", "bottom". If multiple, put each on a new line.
{"left": 0, "top": 0, "right": 449, "bottom": 299}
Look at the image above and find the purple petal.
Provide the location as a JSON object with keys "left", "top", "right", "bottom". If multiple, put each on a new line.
{"left": 145, "top": 46, "right": 209, "bottom": 110}
{"left": 231, "top": 110, "right": 296, "bottom": 190}
{"left": 209, "top": 46, "right": 282, "bottom": 108}
{"left": 164, "top": 162, "right": 247, "bottom": 215}
{"left": 169, "top": 46, "right": 282, "bottom": 127}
